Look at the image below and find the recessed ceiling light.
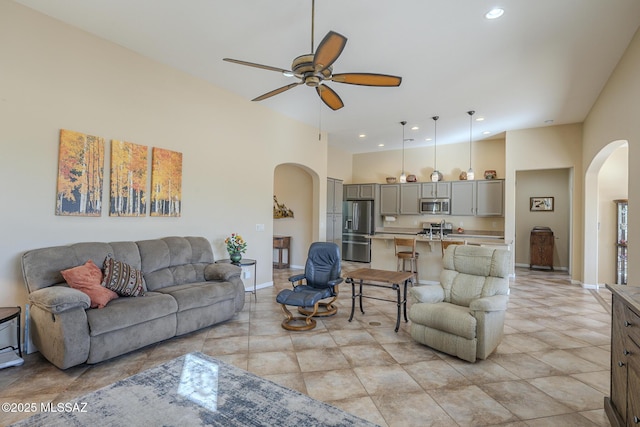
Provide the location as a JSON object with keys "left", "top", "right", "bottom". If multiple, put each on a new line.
{"left": 475, "top": 117, "right": 485, "bottom": 122}
{"left": 378, "top": 143, "right": 384, "bottom": 147}
{"left": 425, "top": 138, "right": 432, "bottom": 142}
{"left": 485, "top": 8, "right": 504, "bottom": 19}
{"left": 411, "top": 126, "right": 419, "bottom": 130}
{"left": 358, "top": 134, "right": 366, "bottom": 138}
{"left": 482, "top": 131, "right": 491, "bottom": 135}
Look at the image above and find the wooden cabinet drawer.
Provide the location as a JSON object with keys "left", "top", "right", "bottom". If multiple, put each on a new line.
{"left": 273, "top": 236, "right": 290, "bottom": 249}
{"left": 626, "top": 306, "right": 640, "bottom": 347}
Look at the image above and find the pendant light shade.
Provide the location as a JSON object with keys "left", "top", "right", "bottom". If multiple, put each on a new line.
{"left": 467, "top": 110, "right": 475, "bottom": 180}
{"left": 400, "top": 121, "right": 407, "bottom": 183}
{"left": 430, "top": 115, "right": 440, "bottom": 182}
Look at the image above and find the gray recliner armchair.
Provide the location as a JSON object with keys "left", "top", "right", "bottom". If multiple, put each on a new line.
{"left": 409, "top": 245, "right": 510, "bottom": 362}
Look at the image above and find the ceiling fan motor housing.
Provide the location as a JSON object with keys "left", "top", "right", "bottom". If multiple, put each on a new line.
{"left": 292, "top": 54, "right": 332, "bottom": 87}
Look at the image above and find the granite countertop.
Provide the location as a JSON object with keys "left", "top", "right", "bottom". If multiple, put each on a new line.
{"left": 368, "top": 232, "right": 511, "bottom": 246}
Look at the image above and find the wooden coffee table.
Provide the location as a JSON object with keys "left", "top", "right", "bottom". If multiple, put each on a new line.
{"left": 344, "top": 268, "right": 413, "bottom": 332}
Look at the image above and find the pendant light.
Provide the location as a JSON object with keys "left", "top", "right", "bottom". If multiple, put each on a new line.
{"left": 467, "top": 110, "right": 475, "bottom": 180}
{"left": 399, "top": 121, "right": 407, "bottom": 183}
{"left": 430, "top": 115, "right": 440, "bottom": 182}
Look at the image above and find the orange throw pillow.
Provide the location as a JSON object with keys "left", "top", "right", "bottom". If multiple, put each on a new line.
{"left": 61, "top": 260, "right": 118, "bottom": 309}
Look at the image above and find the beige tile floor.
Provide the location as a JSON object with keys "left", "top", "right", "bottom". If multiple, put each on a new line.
{"left": 0, "top": 264, "right": 613, "bottom": 426}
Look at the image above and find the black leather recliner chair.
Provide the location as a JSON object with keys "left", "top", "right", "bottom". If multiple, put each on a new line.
{"left": 275, "top": 242, "right": 343, "bottom": 330}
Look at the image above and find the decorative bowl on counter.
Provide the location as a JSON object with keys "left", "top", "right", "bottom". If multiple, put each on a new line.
{"left": 386, "top": 177, "right": 397, "bottom": 183}
{"left": 406, "top": 174, "right": 417, "bottom": 182}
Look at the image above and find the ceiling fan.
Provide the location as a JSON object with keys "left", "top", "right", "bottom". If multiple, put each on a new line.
{"left": 223, "top": 0, "right": 402, "bottom": 110}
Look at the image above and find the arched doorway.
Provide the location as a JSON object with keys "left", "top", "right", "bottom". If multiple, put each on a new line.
{"left": 583, "top": 140, "right": 628, "bottom": 288}
{"left": 273, "top": 163, "right": 320, "bottom": 268}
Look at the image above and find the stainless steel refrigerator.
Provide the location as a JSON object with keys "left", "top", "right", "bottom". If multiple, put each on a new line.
{"left": 342, "top": 200, "right": 374, "bottom": 262}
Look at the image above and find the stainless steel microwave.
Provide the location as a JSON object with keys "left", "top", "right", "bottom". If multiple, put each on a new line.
{"left": 420, "top": 198, "right": 450, "bottom": 215}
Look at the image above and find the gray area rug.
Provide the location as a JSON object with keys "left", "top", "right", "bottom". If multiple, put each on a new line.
{"left": 11, "top": 352, "right": 379, "bottom": 426}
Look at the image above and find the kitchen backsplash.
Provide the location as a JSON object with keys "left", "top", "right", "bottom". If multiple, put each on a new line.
{"left": 382, "top": 214, "right": 504, "bottom": 232}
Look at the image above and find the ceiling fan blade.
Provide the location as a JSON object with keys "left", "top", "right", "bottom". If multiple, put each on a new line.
{"left": 316, "top": 85, "right": 344, "bottom": 110}
{"left": 331, "top": 73, "right": 402, "bottom": 87}
{"left": 223, "top": 58, "right": 292, "bottom": 75}
{"left": 312, "top": 31, "right": 347, "bottom": 72}
{"left": 252, "top": 82, "right": 302, "bottom": 102}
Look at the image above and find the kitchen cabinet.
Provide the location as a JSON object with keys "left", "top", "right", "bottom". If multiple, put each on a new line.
{"left": 400, "top": 183, "right": 421, "bottom": 214}
{"left": 421, "top": 182, "right": 451, "bottom": 198}
{"left": 530, "top": 226, "right": 554, "bottom": 270}
{"left": 450, "top": 179, "right": 504, "bottom": 217}
{"left": 327, "top": 178, "right": 343, "bottom": 214}
{"left": 450, "top": 181, "right": 476, "bottom": 216}
{"left": 605, "top": 284, "right": 640, "bottom": 427}
{"left": 380, "top": 184, "right": 400, "bottom": 215}
{"left": 476, "top": 180, "right": 504, "bottom": 216}
{"left": 345, "top": 183, "right": 376, "bottom": 200}
{"left": 326, "top": 178, "right": 343, "bottom": 246}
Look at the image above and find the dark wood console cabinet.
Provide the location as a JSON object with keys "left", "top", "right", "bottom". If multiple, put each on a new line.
{"left": 529, "top": 226, "right": 554, "bottom": 270}
{"left": 605, "top": 284, "right": 640, "bottom": 427}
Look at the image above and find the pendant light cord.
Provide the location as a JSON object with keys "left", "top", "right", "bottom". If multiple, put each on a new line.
{"left": 467, "top": 110, "right": 475, "bottom": 170}
{"left": 432, "top": 116, "right": 439, "bottom": 171}
{"left": 400, "top": 121, "right": 406, "bottom": 174}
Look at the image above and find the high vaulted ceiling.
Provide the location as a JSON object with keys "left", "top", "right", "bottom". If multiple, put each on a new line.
{"left": 13, "top": 0, "right": 640, "bottom": 153}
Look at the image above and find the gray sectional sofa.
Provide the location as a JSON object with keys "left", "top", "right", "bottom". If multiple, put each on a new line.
{"left": 21, "top": 236, "right": 245, "bottom": 369}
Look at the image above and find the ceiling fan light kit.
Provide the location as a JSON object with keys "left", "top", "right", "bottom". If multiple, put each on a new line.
{"left": 222, "top": 0, "right": 401, "bottom": 111}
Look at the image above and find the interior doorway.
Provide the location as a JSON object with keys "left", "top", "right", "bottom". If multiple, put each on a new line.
{"left": 514, "top": 168, "right": 572, "bottom": 273}
{"left": 273, "top": 163, "right": 318, "bottom": 269}
{"left": 583, "top": 141, "right": 628, "bottom": 288}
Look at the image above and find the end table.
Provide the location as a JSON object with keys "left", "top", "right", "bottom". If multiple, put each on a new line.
{"left": 216, "top": 258, "right": 257, "bottom": 300}
{"left": 0, "top": 306, "right": 22, "bottom": 357}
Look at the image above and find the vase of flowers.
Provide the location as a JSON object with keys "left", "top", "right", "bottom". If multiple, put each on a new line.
{"left": 225, "top": 233, "right": 247, "bottom": 263}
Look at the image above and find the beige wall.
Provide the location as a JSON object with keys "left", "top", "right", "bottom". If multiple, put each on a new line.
{"left": 583, "top": 26, "right": 639, "bottom": 287}
{"left": 352, "top": 138, "right": 506, "bottom": 185}
{"left": 327, "top": 144, "right": 353, "bottom": 182}
{"left": 505, "top": 124, "right": 583, "bottom": 280}
{"left": 0, "top": 1, "right": 329, "bottom": 327}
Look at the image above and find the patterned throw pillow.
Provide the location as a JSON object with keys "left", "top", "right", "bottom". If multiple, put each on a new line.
{"left": 101, "top": 254, "right": 146, "bottom": 297}
{"left": 61, "top": 260, "right": 119, "bottom": 308}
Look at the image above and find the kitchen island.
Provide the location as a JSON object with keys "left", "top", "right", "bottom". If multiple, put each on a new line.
{"left": 368, "top": 232, "right": 511, "bottom": 284}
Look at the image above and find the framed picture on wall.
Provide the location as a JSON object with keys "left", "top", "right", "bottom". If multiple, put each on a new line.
{"left": 530, "top": 196, "right": 554, "bottom": 212}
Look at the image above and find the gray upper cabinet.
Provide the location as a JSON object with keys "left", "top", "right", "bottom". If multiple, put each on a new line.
{"left": 476, "top": 179, "right": 504, "bottom": 216}
{"left": 345, "top": 184, "right": 376, "bottom": 200}
{"left": 380, "top": 184, "right": 400, "bottom": 215}
{"left": 400, "top": 183, "right": 421, "bottom": 214}
{"left": 451, "top": 179, "right": 504, "bottom": 217}
{"left": 451, "top": 181, "right": 476, "bottom": 216}
{"left": 327, "top": 178, "right": 343, "bottom": 214}
{"left": 421, "top": 182, "right": 451, "bottom": 198}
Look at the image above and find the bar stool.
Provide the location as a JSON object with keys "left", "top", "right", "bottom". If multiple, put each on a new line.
{"left": 441, "top": 240, "right": 465, "bottom": 256}
{"left": 394, "top": 237, "right": 419, "bottom": 285}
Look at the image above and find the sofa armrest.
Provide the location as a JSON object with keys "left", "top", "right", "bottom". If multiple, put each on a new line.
{"left": 409, "top": 285, "right": 444, "bottom": 304}
{"left": 204, "top": 263, "right": 241, "bottom": 281}
{"left": 29, "top": 286, "right": 90, "bottom": 314}
{"left": 469, "top": 294, "right": 509, "bottom": 312}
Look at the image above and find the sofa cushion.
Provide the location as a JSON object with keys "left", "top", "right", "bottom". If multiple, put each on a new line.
{"left": 137, "top": 237, "right": 214, "bottom": 291}
{"left": 61, "top": 260, "right": 119, "bottom": 308}
{"left": 86, "top": 292, "right": 178, "bottom": 336}
{"left": 156, "top": 281, "right": 238, "bottom": 312}
{"left": 101, "top": 254, "right": 147, "bottom": 297}
{"left": 409, "top": 302, "right": 477, "bottom": 340}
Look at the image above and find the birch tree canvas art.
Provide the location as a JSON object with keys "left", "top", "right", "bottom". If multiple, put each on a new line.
{"left": 150, "top": 147, "right": 182, "bottom": 217}
{"left": 110, "top": 140, "right": 148, "bottom": 216}
{"left": 56, "top": 129, "right": 104, "bottom": 216}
